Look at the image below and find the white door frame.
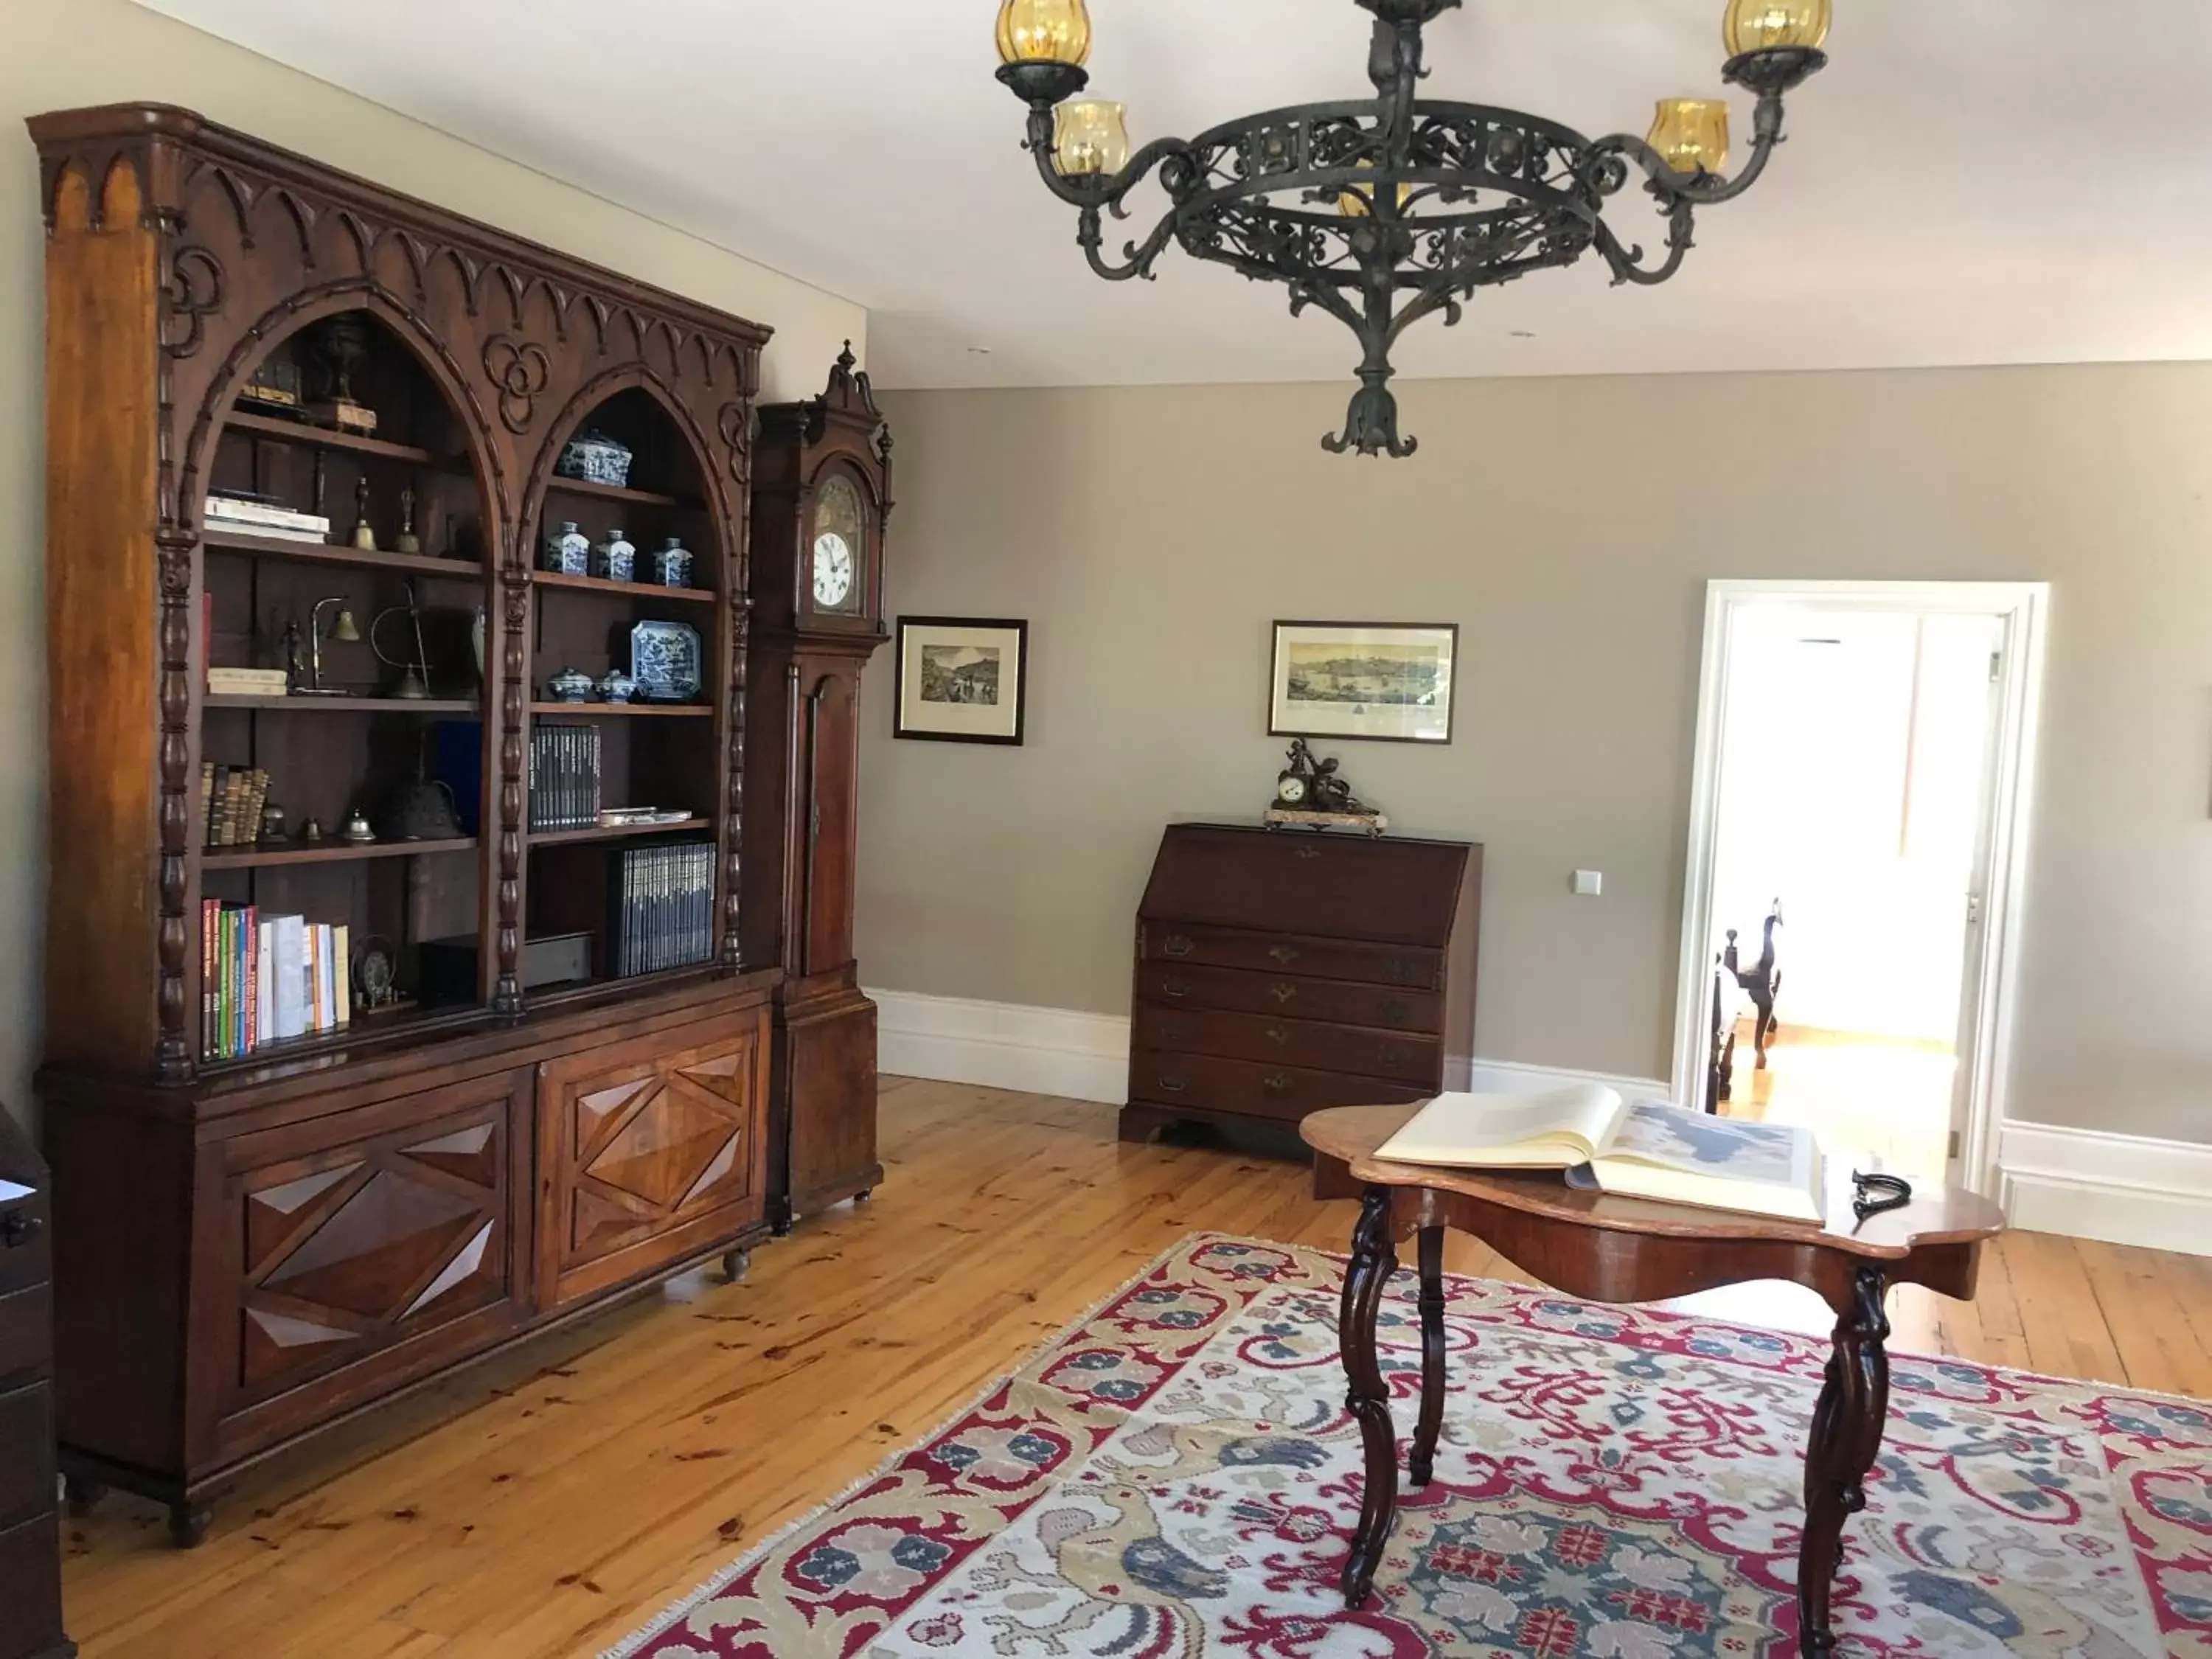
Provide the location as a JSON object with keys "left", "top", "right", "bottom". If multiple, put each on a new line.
{"left": 1668, "top": 579, "right": 2051, "bottom": 1197}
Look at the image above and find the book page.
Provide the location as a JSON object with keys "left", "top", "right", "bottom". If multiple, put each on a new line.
{"left": 1596, "top": 1102, "right": 1813, "bottom": 1186}
{"left": 1376, "top": 1085, "right": 1625, "bottom": 1167}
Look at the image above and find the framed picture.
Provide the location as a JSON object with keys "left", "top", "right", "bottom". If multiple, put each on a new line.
{"left": 1270, "top": 620, "right": 1458, "bottom": 745}
{"left": 895, "top": 616, "right": 1029, "bottom": 745}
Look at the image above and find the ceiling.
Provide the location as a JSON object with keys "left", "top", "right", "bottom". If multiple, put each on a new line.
{"left": 139, "top": 0, "right": 2212, "bottom": 392}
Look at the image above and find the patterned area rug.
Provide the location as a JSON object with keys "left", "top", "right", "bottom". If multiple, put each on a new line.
{"left": 609, "top": 1234, "right": 2211, "bottom": 1658}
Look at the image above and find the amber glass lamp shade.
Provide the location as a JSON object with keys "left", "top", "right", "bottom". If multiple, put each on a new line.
{"left": 1647, "top": 99, "right": 1731, "bottom": 176}
{"left": 1723, "top": 0, "right": 1832, "bottom": 54}
{"left": 1052, "top": 100, "right": 1131, "bottom": 177}
{"left": 997, "top": 0, "right": 1092, "bottom": 66}
{"left": 1338, "top": 161, "right": 1413, "bottom": 220}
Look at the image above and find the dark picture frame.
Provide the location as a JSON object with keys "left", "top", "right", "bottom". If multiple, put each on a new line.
{"left": 894, "top": 616, "right": 1030, "bottom": 745}
{"left": 1269, "top": 619, "right": 1458, "bottom": 745}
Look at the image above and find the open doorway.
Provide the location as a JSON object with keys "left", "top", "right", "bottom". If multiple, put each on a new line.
{"left": 1672, "top": 582, "right": 2049, "bottom": 1193}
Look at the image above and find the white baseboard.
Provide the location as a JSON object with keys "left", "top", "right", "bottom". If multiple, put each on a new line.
{"left": 1999, "top": 1121, "right": 2212, "bottom": 1257}
{"left": 866, "top": 987, "right": 1669, "bottom": 1110}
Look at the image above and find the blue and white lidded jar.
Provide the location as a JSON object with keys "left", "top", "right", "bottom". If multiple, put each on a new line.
{"left": 652, "top": 536, "right": 695, "bottom": 589}
{"left": 598, "top": 669, "right": 639, "bottom": 705}
{"left": 546, "top": 666, "right": 594, "bottom": 703}
{"left": 593, "top": 528, "right": 636, "bottom": 583}
{"left": 543, "top": 521, "right": 591, "bottom": 576}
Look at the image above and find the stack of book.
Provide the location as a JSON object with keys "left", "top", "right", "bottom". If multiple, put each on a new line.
{"left": 201, "top": 764, "right": 271, "bottom": 847}
{"left": 200, "top": 903, "right": 352, "bottom": 1061}
{"left": 206, "top": 493, "right": 331, "bottom": 545}
{"left": 208, "top": 666, "right": 290, "bottom": 698}
{"left": 608, "top": 841, "right": 717, "bottom": 978}
{"left": 529, "top": 726, "right": 602, "bottom": 831}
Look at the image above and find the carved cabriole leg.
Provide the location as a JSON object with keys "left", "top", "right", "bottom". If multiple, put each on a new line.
{"left": 1798, "top": 1265, "right": 1891, "bottom": 1657}
{"left": 1338, "top": 1184, "right": 1400, "bottom": 1609}
{"left": 1410, "top": 1224, "right": 1447, "bottom": 1488}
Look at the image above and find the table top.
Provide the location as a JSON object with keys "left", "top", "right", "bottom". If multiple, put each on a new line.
{"left": 1303, "top": 1105, "right": 2006, "bottom": 1264}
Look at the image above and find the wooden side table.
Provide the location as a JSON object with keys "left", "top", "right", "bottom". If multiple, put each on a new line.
{"left": 1303, "top": 1105, "right": 2005, "bottom": 1659}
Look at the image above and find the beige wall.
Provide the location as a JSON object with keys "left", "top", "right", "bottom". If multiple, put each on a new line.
{"left": 863, "top": 366, "right": 2212, "bottom": 1147}
{"left": 0, "top": 0, "right": 867, "bottom": 1122}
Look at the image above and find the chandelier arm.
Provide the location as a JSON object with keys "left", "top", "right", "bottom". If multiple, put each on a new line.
{"left": 1077, "top": 205, "right": 1181, "bottom": 282}
{"left": 1592, "top": 206, "right": 1694, "bottom": 288}
{"left": 1023, "top": 106, "right": 1205, "bottom": 215}
{"left": 1585, "top": 89, "right": 1788, "bottom": 210}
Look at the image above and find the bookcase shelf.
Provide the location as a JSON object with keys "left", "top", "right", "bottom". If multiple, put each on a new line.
{"left": 206, "top": 694, "right": 480, "bottom": 714}
{"left": 527, "top": 817, "right": 712, "bottom": 847}
{"left": 226, "top": 408, "right": 465, "bottom": 471}
{"left": 527, "top": 702, "right": 712, "bottom": 719}
{"left": 201, "top": 526, "right": 488, "bottom": 581}
{"left": 532, "top": 568, "right": 717, "bottom": 605}
{"left": 546, "top": 474, "right": 698, "bottom": 510}
{"left": 201, "top": 836, "right": 478, "bottom": 872}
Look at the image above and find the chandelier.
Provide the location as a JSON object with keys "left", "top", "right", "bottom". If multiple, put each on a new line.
{"left": 994, "top": 0, "right": 1831, "bottom": 457}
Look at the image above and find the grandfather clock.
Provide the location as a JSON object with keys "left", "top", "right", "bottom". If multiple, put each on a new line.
{"left": 745, "top": 346, "right": 893, "bottom": 1232}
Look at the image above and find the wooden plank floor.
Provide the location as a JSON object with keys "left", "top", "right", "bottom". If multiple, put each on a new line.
{"left": 61, "top": 1077, "right": 2212, "bottom": 1658}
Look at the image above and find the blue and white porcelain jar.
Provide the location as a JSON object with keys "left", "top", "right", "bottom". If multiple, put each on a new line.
{"left": 546, "top": 666, "right": 594, "bottom": 703}
{"left": 652, "top": 536, "right": 695, "bottom": 589}
{"left": 556, "top": 431, "right": 633, "bottom": 489}
{"left": 593, "top": 527, "right": 636, "bottom": 582}
{"left": 598, "top": 669, "right": 639, "bottom": 705}
{"left": 542, "top": 521, "right": 590, "bottom": 577}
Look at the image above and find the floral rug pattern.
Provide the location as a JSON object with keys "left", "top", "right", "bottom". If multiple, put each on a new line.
{"left": 610, "top": 1233, "right": 2212, "bottom": 1658}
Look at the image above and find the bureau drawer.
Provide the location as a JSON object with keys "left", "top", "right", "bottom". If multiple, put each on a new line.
{"left": 1136, "top": 962, "right": 1443, "bottom": 1034}
{"left": 0, "top": 1380, "right": 53, "bottom": 1528}
{"left": 1134, "top": 1004, "right": 1442, "bottom": 1085}
{"left": 1130, "top": 1050, "right": 1429, "bottom": 1124}
{"left": 0, "top": 1509, "right": 66, "bottom": 1656}
{"left": 1143, "top": 923, "right": 1441, "bottom": 990}
{"left": 0, "top": 1286, "right": 49, "bottom": 1379}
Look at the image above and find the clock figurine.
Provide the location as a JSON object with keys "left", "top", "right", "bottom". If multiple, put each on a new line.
{"left": 1267, "top": 739, "right": 1386, "bottom": 835}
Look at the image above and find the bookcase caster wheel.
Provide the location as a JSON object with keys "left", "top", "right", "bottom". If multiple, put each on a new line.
{"left": 721, "top": 1248, "right": 749, "bottom": 1284}
{"left": 169, "top": 1502, "right": 212, "bottom": 1549}
{"left": 63, "top": 1475, "right": 108, "bottom": 1516}
{"left": 853, "top": 1189, "right": 873, "bottom": 1205}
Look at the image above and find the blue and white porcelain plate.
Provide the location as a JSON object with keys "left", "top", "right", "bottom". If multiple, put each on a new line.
{"left": 630, "top": 620, "right": 703, "bottom": 703}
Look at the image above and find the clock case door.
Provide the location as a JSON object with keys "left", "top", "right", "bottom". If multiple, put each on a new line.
{"left": 742, "top": 348, "right": 892, "bottom": 1233}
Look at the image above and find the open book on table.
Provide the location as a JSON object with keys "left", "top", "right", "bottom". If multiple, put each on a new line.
{"left": 1373, "top": 1084, "right": 1824, "bottom": 1224}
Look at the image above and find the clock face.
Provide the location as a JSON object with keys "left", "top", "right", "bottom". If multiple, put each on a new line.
{"left": 813, "top": 532, "right": 855, "bottom": 609}
{"left": 1277, "top": 773, "right": 1308, "bottom": 806}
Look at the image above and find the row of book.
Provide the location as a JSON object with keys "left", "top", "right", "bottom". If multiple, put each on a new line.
{"left": 203, "top": 765, "right": 271, "bottom": 848}
{"left": 609, "top": 842, "right": 717, "bottom": 978}
{"left": 530, "top": 725, "right": 602, "bottom": 831}
{"left": 206, "top": 492, "right": 330, "bottom": 545}
{"left": 201, "top": 902, "right": 352, "bottom": 1061}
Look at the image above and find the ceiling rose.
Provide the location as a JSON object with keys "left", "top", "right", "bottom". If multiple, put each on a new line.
{"left": 995, "top": 0, "right": 1831, "bottom": 457}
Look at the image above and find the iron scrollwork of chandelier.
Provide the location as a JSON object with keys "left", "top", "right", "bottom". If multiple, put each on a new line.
{"left": 994, "top": 0, "right": 1831, "bottom": 458}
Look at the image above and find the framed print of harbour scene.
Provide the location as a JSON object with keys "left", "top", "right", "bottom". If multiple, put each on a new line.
{"left": 1270, "top": 621, "right": 1458, "bottom": 745}
{"left": 895, "top": 616, "right": 1029, "bottom": 745}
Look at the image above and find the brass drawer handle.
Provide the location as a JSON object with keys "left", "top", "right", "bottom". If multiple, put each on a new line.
{"left": 1161, "top": 981, "right": 1192, "bottom": 1000}
{"left": 1380, "top": 1043, "right": 1412, "bottom": 1071}
{"left": 1163, "top": 935, "right": 1195, "bottom": 959}
{"left": 1265, "top": 1022, "right": 1292, "bottom": 1046}
{"left": 1262, "top": 1074, "right": 1293, "bottom": 1097}
{"left": 0, "top": 1211, "right": 41, "bottom": 1249}
{"left": 1378, "top": 998, "right": 1411, "bottom": 1026}
{"left": 1270, "top": 983, "right": 1299, "bottom": 1005}
{"left": 1158, "top": 1075, "right": 1189, "bottom": 1095}
{"left": 1269, "top": 945, "right": 1301, "bottom": 966}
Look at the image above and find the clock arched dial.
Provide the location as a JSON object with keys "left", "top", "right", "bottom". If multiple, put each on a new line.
{"left": 810, "top": 473, "right": 867, "bottom": 616}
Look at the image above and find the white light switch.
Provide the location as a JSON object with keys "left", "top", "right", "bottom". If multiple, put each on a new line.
{"left": 1573, "top": 870, "right": 1604, "bottom": 897}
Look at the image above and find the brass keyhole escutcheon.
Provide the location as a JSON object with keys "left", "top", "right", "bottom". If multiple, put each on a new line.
{"left": 1380, "top": 1044, "right": 1411, "bottom": 1070}
{"left": 1378, "top": 998, "right": 1409, "bottom": 1026}
{"left": 1270, "top": 984, "right": 1299, "bottom": 1004}
{"left": 1265, "top": 1023, "right": 1291, "bottom": 1046}
{"left": 1293, "top": 846, "right": 1322, "bottom": 862}
{"left": 1262, "top": 1074, "right": 1292, "bottom": 1096}
{"left": 1269, "top": 945, "right": 1301, "bottom": 966}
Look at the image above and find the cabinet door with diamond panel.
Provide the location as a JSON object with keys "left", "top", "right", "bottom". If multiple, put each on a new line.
{"left": 538, "top": 1010, "right": 771, "bottom": 1309}
{"left": 212, "top": 1069, "right": 533, "bottom": 1464}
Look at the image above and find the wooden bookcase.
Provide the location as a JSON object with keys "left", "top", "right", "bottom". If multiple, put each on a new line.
{"left": 29, "top": 104, "right": 786, "bottom": 1543}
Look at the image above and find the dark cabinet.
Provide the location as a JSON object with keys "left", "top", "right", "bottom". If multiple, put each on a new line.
{"left": 0, "top": 1110, "right": 72, "bottom": 1659}
{"left": 1124, "top": 824, "right": 1481, "bottom": 1141}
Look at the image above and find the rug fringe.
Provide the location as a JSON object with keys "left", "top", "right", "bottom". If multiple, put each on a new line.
{"left": 596, "top": 1231, "right": 1245, "bottom": 1658}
